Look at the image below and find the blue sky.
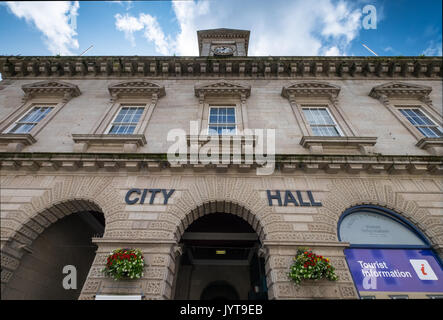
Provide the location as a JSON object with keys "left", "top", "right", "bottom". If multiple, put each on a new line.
{"left": 0, "top": 0, "right": 442, "bottom": 58}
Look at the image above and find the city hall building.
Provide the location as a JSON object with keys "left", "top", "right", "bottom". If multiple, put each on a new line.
{"left": 0, "top": 29, "right": 442, "bottom": 300}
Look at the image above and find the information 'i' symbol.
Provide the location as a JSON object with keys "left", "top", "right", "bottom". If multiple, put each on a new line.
{"left": 421, "top": 264, "right": 428, "bottom": 276}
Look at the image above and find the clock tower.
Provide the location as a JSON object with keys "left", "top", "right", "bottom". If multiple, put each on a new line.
{"left": 197, "top": 28, "right": 250, "bottom": 57}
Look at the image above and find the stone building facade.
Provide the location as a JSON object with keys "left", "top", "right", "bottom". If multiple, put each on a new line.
{"left": 0, "top": 29, "right": 442, "bottom": 300}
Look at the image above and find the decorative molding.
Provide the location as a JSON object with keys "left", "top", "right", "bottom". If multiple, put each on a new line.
{"left": 319, "top": 178, "right": 442, "bottom": 249}
{"left": 21, "top": 80, "right": 81, "bottom": 102}
{"left": 197, "top": 28, "right": 250, "bottom": 56}
{"left": 369, "top": 81, "right": 432, "bottom": 101}
{"left": 282, "top": 81, "right": 341, "bottom": 101}
{"left": 194, "top": 80, "right": 251, "bottom": 98}
{"left": 299, "top": 136, "right": 378, "bottom": 155}
{"left": 5, "top": 57, "right": 439, "bottom": 79}
{"left": 72, "top": 134, "right": 147, "bottom": 153}
{"left": 0, "top": 133, "right": 36, "bottom": 152}
{"left": 108, "top": 81, "right": 165, "bottom": 101}
{"left": 416, "top": 137, "right": 443, "bottom": 156}
{"left": 0, "top": 153, "right": 442, "bottom": 175}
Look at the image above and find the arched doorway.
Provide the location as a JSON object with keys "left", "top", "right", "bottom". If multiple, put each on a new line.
{"left": 2, "top": 205, "right": 105, "bottom": 300}
{"left": 173, "top": 213, "right": 268, "bottom": 300}
{"left": 339, "top": 205, "right": 443, "bottom": 299}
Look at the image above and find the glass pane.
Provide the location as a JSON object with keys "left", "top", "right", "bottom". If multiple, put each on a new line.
{"left": 10, "top": 123, "right": 35, "bottom": 133}
{"left": 209, "top": 115, "right": 217, "bottom": 124}
{"left": 227, "top": 108, "right": 235, "bottom": 115}
{"left": 114, "top": 108, "right": 127, "bottom": 123}
{"left": 227, "top": 115, "right": 235, "bottom": 123}
{"left": 339, "top": 211, "right": 427, "bottom": 246}
{"left": 109, "top": 125, "right": 120, "bottom": 134}
{"left": 208, "top": 126, "right": 218, "bottom": 135}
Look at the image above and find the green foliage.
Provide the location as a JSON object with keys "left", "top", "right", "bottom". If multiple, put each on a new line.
{"left": 102, "top": 248, "right": 145, "bottom": 280}
{"left": 288, "top": 248, "right": 338, "bottom": 285}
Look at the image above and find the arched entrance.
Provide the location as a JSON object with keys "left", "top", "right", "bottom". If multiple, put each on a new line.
{"left": 339, "top": 205, "right": 443, "bottom": 299}
{"left": 173, "top": 212, "right": 268, "bottom": 300}
{"left": 2, "top": 203, "right": 105, "bottom": 300}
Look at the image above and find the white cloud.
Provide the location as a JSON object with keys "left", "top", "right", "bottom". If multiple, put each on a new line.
{"left": 115, "top": 0, "right": 364, "bottom": 56}
{"left": 422, "top": 39, "right": 443, "bottom": 56}
{"left": 324, "top": 46, "right": 341, "bottom": 56}
{"left": 5, "top": 1, "right": 80, "bottom": 55}
{"left": 115, "top": 13, "right": 144, "bottom": 46}
{"left": 115, "top": 13, "right": 171, "bottom": 54}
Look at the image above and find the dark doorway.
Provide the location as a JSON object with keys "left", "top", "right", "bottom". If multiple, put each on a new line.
{"left": 173, "top": 213, "right": 268, "bottom": 300}
{"left": 200, "top": 281, "right": 239, "bottom": 300}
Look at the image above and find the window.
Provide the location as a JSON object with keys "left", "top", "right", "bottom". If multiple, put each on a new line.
{"left": 398, "top": 108, "right": 443, "bottom": 138}
{"left": 5, "top": 106, "right": 54, "bottom": 134}
{"left": 302, "top": 107, "right": 342, "bottom": 137}
{"left": 107, "top": 106, "right": 144, "bottom": 134}
{"left": 208, "top": 107, "right": 236, "bottom": 135}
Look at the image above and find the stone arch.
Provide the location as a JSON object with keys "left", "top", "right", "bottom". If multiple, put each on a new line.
{"left": 0, "top": 176, "right": 124, "bottom": 288}
{"left": 318, "top": 178, "right": 442, "bottom": 249}
{"left": 163, "top": 177, "right": 271, "bottom": 242}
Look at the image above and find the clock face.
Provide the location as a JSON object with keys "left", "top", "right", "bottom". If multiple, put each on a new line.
{"left": 213, "top": 46, "right": 234, "bottom": 56}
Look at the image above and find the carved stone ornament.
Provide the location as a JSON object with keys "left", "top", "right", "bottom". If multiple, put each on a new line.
{"left": 108, "top": 81, "right": 166, "bottom": 100}
{"left": 21, "top": 80, "right": 81, "bottom": 102}
{"left": 194, "top": 80, "right": 251, "bottom": 98}
{"left": 281, "top": 81, "right": 341, "bottom": 100}
{"left": 369, "top": 81, "right": 432, "bottom": 101}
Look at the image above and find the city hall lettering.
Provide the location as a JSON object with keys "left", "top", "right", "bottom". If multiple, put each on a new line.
{"left": 125, "top": 188, "right": 175, "bottom": 205}
{"left": 266, "top": 190, "right": 322, "bottom": 207}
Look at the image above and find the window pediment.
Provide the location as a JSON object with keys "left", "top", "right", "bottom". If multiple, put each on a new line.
{"left": 281, "top": 81, "right": 341, "bottom": 100}
{"left": 369, "top": 81, "right": 432, "bottom": 100}
{"left": 194, "top": 80, "right": 251, "bottom": 99}
{"left": 21, "top": 80, "right": 81, "bottom": 102}
{"left": 108, "top": 81, "right": 165, "bottom": 100}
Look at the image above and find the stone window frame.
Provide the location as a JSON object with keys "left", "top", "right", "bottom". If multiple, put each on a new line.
{"left": 194, "top": 80, "right": 251, "bottom": 135}
{"left": 72, "top": 80, "right": 165, "bottom": 153}
{"left": 0, "top": 80, "right": 80, "bottom": 152}
{"left": 282, "top": 81, "right": 377, "bottom": 154}
{"left": 369, "top": 81, "right": 443, "bottom": 155}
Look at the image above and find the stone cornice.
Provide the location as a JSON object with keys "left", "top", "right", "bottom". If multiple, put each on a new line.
{"left": 299, "top": 136, "right": 378, "bottom": 155}
{"left": 1, "top": 57, "right": 441, "bottom": 79}
{"left": 108, "top": 80, "right": 165, "bottom": 100}
{"left": 282, "top": 81, "right": 341, "bottom": 100}
{"left": 21, "top": 80, "right": 81, "bottom": 102}
{"left": 369, "top": 81, "right": 433, "bottom": 100}
{"left": 0, "top": 152, "right": 441, "bottom": 175}
{"left": 72, "top": 134, "right": 147, "bottom": 146}
{"left": 194, "top": 80, "right": 251, "bottom": 98}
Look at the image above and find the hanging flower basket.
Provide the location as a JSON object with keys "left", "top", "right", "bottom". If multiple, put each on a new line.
{"left": 289, "top": 248, "right": 338, "bottom": 285}
{"left": 102, "top": 248, "right": 145, "bottom": 280}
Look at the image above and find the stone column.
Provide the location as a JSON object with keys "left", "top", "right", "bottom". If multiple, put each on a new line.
{"left": 79, "top": 240, "right": 178, "bottom": 300}
{"left": 264, "top": 242, "right": 358, "bottom": 300}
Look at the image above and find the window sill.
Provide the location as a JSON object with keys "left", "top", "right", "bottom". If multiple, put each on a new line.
{"left": 72, "top": 134, "right": 146, "bottom": 153}
{"left": 416, "top": 137, "right": 443, "bottom": 156}
{"left": 186, "top": 134, "right": 257, "bottom": 146}
{"left": 0, "top": 133, "right": 37, "bottom": 152}
{"left": 300, "top": 136, "right": 377, "bottom": 155}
